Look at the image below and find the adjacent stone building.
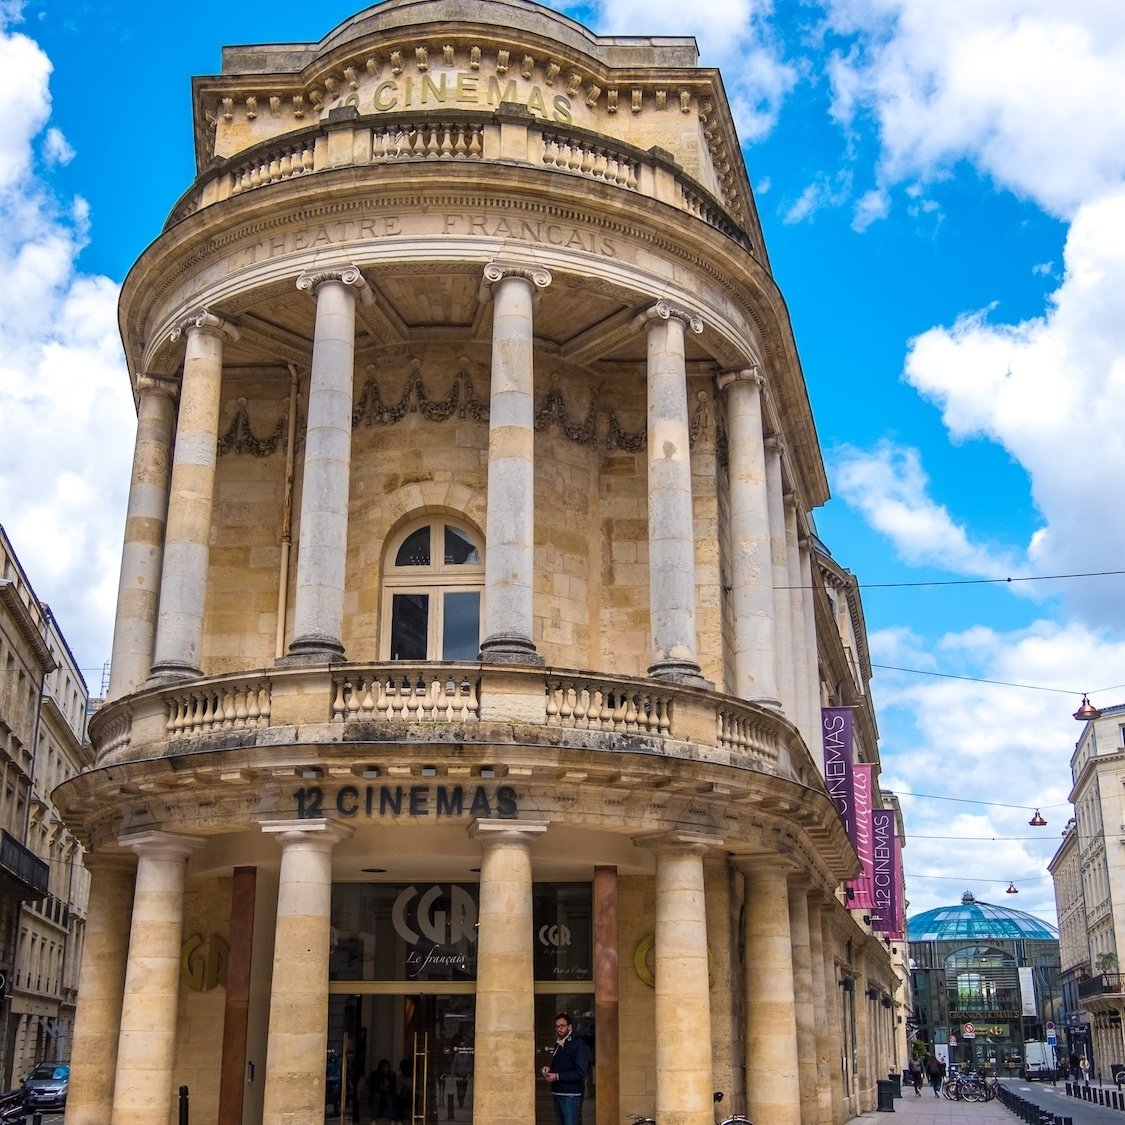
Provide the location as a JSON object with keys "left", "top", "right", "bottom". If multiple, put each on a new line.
{"left": 57, "top": 3, "right": 905, "bottom": 1123}
{"left": 0, "top": 525, "right": 92, "bottom": 1084}
{"left": 1049, "top": 702, "right": 1125, "bottom": 1075}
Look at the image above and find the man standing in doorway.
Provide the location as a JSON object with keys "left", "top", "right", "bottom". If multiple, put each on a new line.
{"left": 543, "top": 1013, "right": 591, "bottom": 1125}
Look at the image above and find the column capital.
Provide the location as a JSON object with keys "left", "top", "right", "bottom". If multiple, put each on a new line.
{"left": 715, "top": 366, "right": 764, "bottom": 393}
{"left": 733, "top": 851, "right": 798, "bottom": 878}
{"left": 169, "top": 307, "right": 240, "bottom": 344}
{"left": 135, "top": 373, "right": 179, "bottom": 399}
{"left": 470, "top": 818, "right": 549, "bottom": 846}
{"left": 639, "top": 299, "right": 704, "bottom": 335}
{"left": 296, "top": 264, "right": 375, "bottom": 304}
{"left": 634, "top": 830, "right": 724, "bottom": 856}
{"left": 482, "top": 260, "right": 552, "bottom": 290}
{"left": 117, "top": 829, "right": 206, "bottom": 861}
{"left": 260, "top": 817, "right": 354, "bottom": 848}
{"left": 764, "top": 432, "right": 786, "bottom": 456}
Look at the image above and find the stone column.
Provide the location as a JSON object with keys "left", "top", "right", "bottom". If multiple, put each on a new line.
{"left": 799, "top": 539, "right": 821, "bottom": 744}
{"left": 108, "top": 377, "right": 177, "bottom": 700}
{"left": 218, "top": 866, "right": 257, "bottom": 1125}
{"left": 787, "top": 879, "right": 819, "bottom": 1124}
{"left": 806, "top": 896, "right": 834, "bottom": 1125}
{"left": 704, "top": 857, "right": 738, "bottom": 1109}
{"left": 479, "top": 263, "right": 551, "bottom": 664}
{"left": 471, "top": 819, "right": 548, "bottom": 1125}
{"left": 260, "top": 820, "right": 351, "bottom": 1125}
{"left": 149, "top": 310, "right": 238, "bottom": 682}
{"left": 642, "top": 302, "right": 705, "bottom": 683}
{"left": 740, "top": 860, "right": 800, "bottom": 1125}
{"left": 650, "top": 835, "right": 715, "bottom": 1125}
{"left": 66, "top": 854, "right": 136, "bottom": 1125}
{"left": 784, "top": 497, "right": 811, "bottom": 748}
{"left": 715, "top": 370, "right": 778, "bottom": 707}
{"left": 594, "top": 866, "right": 620, "bottom": 1125}
{"left": 765, "top": 437, "right": 795, "bottom": 717}
{"left": 821, "top": 910, "right": 846, "bottom": 1120}
{"left": 287, "top": 267, "right": 370, "bottom": 661}
{"left": 111, "top": 832, "right": 204, "bottom": 1125}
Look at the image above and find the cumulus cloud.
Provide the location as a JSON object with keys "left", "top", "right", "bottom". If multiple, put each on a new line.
{"left": 0, "top": 15, "right": 131, "bottom": 682}
{"left": 822, "top": 0, "right": 1125, "bottom": 219}
{"left": 573, "top": 0, "right": 798, "bottom": 140}
{"left": 873, "top": 617, "right": 1121, "bottom": 920}
{"left": 833, "top": 441, "right": 1021, "bottom": 577}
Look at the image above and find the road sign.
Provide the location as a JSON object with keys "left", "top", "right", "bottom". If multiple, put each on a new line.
{"left": 1046, "top": 1021, "right": 1056, "bottom": 1032}
{"left": 963, "top": 1022, "right": 977, "bottom": 1039}
{"left": 1047, "top": 1034, "right": 1058, "bottom": 1047}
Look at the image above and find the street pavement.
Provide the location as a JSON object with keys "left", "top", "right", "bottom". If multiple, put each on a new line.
{"left": 849, "top": 1079, "right": 1125, "bottom": 1124}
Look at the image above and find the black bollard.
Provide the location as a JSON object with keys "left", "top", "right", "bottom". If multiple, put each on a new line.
{"left": 179, "top": 1084, "right": 189, "bottom": 1125}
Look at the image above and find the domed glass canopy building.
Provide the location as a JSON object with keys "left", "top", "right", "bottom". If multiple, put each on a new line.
{"left": 909, "top": 893, "right": 1061, "bottom": 1074}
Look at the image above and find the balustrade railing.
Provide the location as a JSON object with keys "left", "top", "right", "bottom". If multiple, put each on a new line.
{"left": 371, "top": 119, "right": 484, "bottom": 161}
{"left": 165, "top": 680, "right": 272, "bottom": 736}
{"left": 230, "top": 139, "right": 316, "bottom": 195}
{"left": 540, "top": 132, "right": 638, "bottom": 189}
{"left": 545, "top": 676, "right": 672, "bottom": 735}
{"left": 331, "top": 667, "right": 481, "bottom": 722}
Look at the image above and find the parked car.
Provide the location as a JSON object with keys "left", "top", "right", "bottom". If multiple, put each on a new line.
{"left": 22, "top": 1062, "right": 69, "bottom": 1110}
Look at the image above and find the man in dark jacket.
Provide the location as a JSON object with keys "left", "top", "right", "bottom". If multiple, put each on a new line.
{"left": 544, "top": 1013, "right": 591, "bottom": 1125}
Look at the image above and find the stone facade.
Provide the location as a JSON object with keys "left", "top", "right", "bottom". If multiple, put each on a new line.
{"left": 57, "top": 3, "right": 904, "bottom": 1123}
{"left": 0, "top": 524, "right": 92, "bottom": 1086}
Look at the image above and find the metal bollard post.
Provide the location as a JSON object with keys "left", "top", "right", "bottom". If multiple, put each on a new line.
{"left": 179, "top": 1084, "right": 189, "bottom": 1125}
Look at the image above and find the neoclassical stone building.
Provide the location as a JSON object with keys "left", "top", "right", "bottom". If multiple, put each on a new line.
{"left": 57, "top": 3, "right": 904, "bottom": 1123}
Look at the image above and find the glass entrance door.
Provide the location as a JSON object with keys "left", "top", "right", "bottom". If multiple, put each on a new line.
{"left": 325, "top": 993, "right": 475, "bottom": 1124}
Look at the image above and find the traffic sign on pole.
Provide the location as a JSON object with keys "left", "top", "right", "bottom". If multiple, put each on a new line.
{"left": 963, "top": 1022, "right": 977, "bottom": 1039}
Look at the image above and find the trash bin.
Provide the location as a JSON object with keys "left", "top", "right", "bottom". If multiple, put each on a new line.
{"left": 1111, "top": 1062, "right": 1125, "bottom": 1087}
{"left": 876, "top": 1079, "right": 896, "bottom": 1112}
{"left": 888, "top": 1072, "right": 902, "bottom": 1097}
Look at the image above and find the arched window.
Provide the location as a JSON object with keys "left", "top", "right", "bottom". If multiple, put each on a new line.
{"left": 383, "top": 519, "right": 483, "bottom": 661}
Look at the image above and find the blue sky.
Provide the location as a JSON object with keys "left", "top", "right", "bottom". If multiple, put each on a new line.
{"left": 4, "top": 0, "right": 1125, "bottom": 924}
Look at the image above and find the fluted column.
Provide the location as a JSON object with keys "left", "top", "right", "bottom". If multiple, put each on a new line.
{"left": 715, "top": 370, "right": 778, "bottom": 706}
{"left": 799, "top": 539, "right": 821, "bottom": 746}
{"left": 642, "top": 302, "right": 704, "bottom": 683}
{"left": 740, "top": 860, "right": 800, "bottom": 1125}
{"left": 108, "top": 377, "right": 176, "bottom": 700}
{"left": 471, "top": 819, "right": 548, "bottom": 1125}
{"left": 111, "top": 832, "right": 204, "bottom": 1125}
{"left": 478, "top": 263, "right": 550, "bottom": 663}
{"left": 149, "top": 310, "right": 238, "bottom": 682}
{"left": 787, "top": 879, "right": 819, "bottom": 1124}
{"left": 261, "top": 820, "right": 352, "bottom": 1125}
{"left": 644, "top": 834, "right": 715, "bottom": 1125}
{"left": 805, "top": 896, "right": 833, "bottom": 1124}
{"left": 784, "top": 497, "right": 811, "bottom": 748}
{"left": 287, "top": 267, "right": 369, "bottom": 660}
{"left": 66, "top": 854, "right": 136, "bottom": 1125}
{"left": 765, "top": 437, "right": 795, "bottom": 716}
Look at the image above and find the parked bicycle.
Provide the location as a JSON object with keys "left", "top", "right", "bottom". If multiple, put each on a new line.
{"left": 942, "top": 1070, "right": 998, "bottom": 1101}
{"left": 628, "top": 1091, "right": 752, "bottom": 1125}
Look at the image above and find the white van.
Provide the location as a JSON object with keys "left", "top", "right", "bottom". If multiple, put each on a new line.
{"left": 1024, "top": 1041, "right": 1056, "bottom": 1080}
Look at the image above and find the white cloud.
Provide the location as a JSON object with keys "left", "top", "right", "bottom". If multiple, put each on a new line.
{"left": 571, "top": 0, "right": 798, "bottom": 140}
{"left": 902, "top": 187, "right": 1125, "bottom": 627}
{"left": 822, "top": 0, "right": 1125, "bottom": 219}
{"left": 874, "top": 617, "right": 1122, "bottom": 921}
{"left": 0, "top": 16, "right": 131, "bottom": 681}
{"left": 833, "top": 440, "right": 1021, "bottom": 578}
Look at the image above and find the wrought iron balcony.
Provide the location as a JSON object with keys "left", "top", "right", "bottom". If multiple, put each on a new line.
{"left": 0, "top": 830, "right": 49, "bottom": 897}
{"left": 1078, "top": 973, "right": 1125, "bottom": 999}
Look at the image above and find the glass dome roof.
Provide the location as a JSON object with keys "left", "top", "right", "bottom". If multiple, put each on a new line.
{"left": 907, "top": 891, "right": 1059, "bottom": 942}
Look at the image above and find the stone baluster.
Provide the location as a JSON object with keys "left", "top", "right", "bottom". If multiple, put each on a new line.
{"left": 149, "top": 310, "right": 238, "bottom": 683}
{"left": 479, "top": 263, "right": 551, "bottom": 664}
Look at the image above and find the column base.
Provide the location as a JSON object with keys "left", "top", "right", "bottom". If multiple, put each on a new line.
{"left": 280, "top": 633, "right": 346, "bottom": 664}
{"left": 144, "top": 661, "right": 202, "bottom": 687}
{"left": 479, "top": 633, "right": 544, "bottom": 666}
{"left": 648, "top": 658, "right": 712, "bottom": 689}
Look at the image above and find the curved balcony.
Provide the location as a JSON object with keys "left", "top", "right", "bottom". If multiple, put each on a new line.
{"left": 89, "top": 660, "right": 814, "bottom": 783}
{"left": 165, "top": 107, "right": 761, "bottom": 261}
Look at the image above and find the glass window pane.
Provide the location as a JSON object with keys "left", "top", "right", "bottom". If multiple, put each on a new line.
{"left": 444, "top": 525, "right": 480, "bottom": 565}
{"left": 391, "top": 594, "right": 429, "bottom": 660}
{"left": 395, "top": 527, "right": 431, "bottom": 567}
{"left": 442, "top": 592, "right": 480, "bottom": 660}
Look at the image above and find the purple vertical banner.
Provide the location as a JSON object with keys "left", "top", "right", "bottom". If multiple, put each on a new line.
{"left": 850, "top": 764, "right": 875, "bottom": 909}
{"left": 889, "top": 829, "right": 905, "bottom": 940}
{"left": 822, "top": 708, "right": 856, "bottom": 842}
{"left": 871, "top": 809, "right": 896, "bottom": 933}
